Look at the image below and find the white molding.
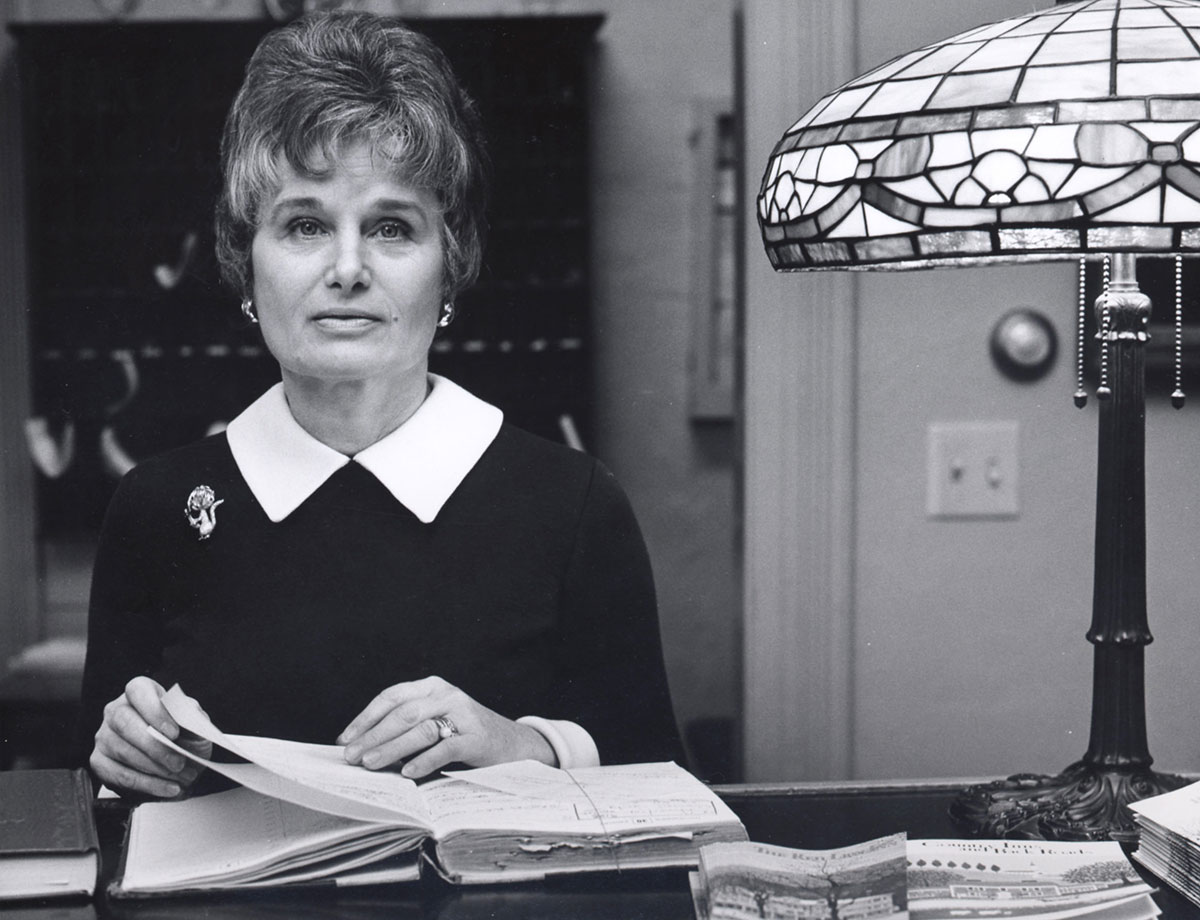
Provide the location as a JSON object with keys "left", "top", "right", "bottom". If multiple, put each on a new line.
{"left": 741, "top": 0, "right": 858, "bottom": 781}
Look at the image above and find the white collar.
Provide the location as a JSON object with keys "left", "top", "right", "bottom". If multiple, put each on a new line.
{"left": 225, "top": 375, "right": 503, "bottom": 524}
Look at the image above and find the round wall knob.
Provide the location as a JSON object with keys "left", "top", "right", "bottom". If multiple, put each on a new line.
{"left": 990, "top": 309, "right": 1057, "bottom": 382}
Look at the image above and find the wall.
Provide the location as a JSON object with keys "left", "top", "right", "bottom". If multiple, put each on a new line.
{"left": 854, "top": 262, "right": 1096, "bottom": 777}
{"left": 0, "top": 0, "right": 742, "bottom": 771}
{"left": 582, "top": 0, "right": 741, "bottom": 773}
{"left": 743, "top": 0, "right": 1200, "bottom": 782}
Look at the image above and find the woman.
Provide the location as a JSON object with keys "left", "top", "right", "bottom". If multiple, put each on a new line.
{"left": 79, "top": 10, "right": 683, "bottom": 799}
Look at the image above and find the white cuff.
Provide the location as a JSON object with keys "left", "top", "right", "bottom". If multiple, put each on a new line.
{"left": 517, "top": 716, "right": 600, "bottom": 769}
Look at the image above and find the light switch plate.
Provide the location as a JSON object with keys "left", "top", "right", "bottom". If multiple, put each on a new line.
{"left": 926, "top": 421, "right": 1019, "bottom": 519}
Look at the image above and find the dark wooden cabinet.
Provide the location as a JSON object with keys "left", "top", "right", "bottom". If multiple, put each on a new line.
{"left": 12, "top": 15, "right": 599, "bottom": 538}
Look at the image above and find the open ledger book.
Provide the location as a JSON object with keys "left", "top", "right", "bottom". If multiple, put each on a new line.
{"left": 109, "top": 686, "right": 747, "bottom": 896}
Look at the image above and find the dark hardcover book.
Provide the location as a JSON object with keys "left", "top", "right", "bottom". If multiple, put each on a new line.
{"left": 0, "top": 768, "right": 99, "bottom": 901}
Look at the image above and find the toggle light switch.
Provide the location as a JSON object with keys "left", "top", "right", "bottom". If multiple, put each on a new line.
{"left": 926, "top": 421, "right": 1019, "bottom": 519}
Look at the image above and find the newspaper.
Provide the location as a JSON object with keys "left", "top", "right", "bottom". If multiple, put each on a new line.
{"left": 691, "top": 836, "right": 1157, "bottom": 920}
{"left": 908, "top": 839, "right": 1157, "bottom": 920}
{"left": 694, "top": 833, "right": 908, "bottom": 920}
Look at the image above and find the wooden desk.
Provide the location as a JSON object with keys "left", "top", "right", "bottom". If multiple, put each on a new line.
{"left": 13, "top": 781, "right": 1200, "bottom": 920}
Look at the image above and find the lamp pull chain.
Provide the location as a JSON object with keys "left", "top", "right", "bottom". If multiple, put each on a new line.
{"left": 1172, "top": 254, "right": 1185, "bottom": 409}
{"left": 1075, "top": 257, "right": 1088, "bottom": 408}
{"left": 1097, "top": 255, "right": 1112, "bottom": 400}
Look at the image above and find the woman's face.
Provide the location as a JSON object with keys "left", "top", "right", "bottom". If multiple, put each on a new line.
{"left": 251, "top": 142, "right": 444, "bottom": 393}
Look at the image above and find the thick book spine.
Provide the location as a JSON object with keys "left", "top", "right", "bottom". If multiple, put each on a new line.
{"left": 0, "top": 768, "right": 98, "bottom": 857}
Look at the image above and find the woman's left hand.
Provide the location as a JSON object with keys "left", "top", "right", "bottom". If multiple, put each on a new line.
{"left": 338, "top": 676, "right": 556, "bottom": 778}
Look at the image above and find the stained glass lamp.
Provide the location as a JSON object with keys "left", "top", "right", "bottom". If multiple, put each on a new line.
{"left": 757, "top": 0, "right": 1200, "bottom": 841}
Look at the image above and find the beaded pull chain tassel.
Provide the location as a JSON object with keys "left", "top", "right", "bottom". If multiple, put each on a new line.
{"left": 1172, "top": 254, "right": 1186, "bottom": 410}
{"left": 1075, "top": 257, "right": 1089, "bottom": 408}
{"left": 1096, "top": 255, "right": 1112, "bottom": 401}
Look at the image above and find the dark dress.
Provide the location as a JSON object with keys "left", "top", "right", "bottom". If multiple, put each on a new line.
{"left": 77, "top": 421, "right": 684, "bottom": 769}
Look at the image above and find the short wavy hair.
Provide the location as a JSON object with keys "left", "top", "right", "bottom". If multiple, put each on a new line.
{"left": 214, "top": 11, "right": 489, "bottom": 302}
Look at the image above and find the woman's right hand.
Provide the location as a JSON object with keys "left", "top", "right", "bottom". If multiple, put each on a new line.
{"left": 89, "top": 676, "right": 210, "bottom": 799}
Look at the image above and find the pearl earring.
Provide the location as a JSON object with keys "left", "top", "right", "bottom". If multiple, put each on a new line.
{"left": 438, "top": 303, "right": 456, "bottom": 328}
{"left": 241, "top": 298, "right": 258, "bottom": 324}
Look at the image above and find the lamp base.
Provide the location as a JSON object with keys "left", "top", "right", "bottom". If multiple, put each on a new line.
{"left": 949, "top": 761, "right": 1187, "bottom": 841}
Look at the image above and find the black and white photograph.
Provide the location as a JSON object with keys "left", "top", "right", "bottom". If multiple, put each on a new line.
{"left": 3, "top": 0, "right": 1200, "bottom": 917}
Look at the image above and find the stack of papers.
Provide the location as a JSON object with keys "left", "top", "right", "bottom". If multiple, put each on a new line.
{"left": 1130, "top": 780, "right": 1200, "bottom": 908}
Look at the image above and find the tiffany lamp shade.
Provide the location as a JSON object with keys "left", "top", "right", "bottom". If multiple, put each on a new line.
{"left": 757, "top": 0, "right": 1200, "bottom": 840}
